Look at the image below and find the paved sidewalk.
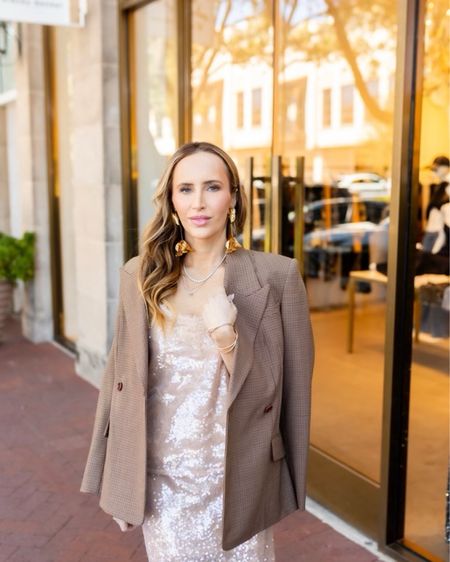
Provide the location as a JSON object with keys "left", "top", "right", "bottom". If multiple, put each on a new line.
{"left": 0, "top": 316, "right": 386, "bottom": 562}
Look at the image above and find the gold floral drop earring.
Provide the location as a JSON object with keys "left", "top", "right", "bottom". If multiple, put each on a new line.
{"left": 172, "top": 211, "right": 193, "bottom": 256}
{"left": 225, "top": 205, "right": 242, "bottom": 254}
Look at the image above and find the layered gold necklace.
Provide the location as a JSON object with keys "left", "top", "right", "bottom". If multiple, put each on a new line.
{"left": 181, "top": 254, "right": 227, "bottom": 296}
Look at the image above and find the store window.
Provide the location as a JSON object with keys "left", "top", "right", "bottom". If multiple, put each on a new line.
{"left": 191, "top": 0, "right": 273, "bottom": 247}
{"left": 236, "top": 91, "right": 244, "bottom": 129}
{"left": 251, "top": 87, "right": 262, "bottom": 127}
{"left": 117, "top": 0, "right": 450, "bottom": 555}
{"left": 191, "top": 0, "right": 399, "bottom": 494}
{"left": 276, "top": 2, "right": 400, "bottom": 528}
{"left": 128, "top": 0, "right": 178, "bottom": 237}
{"left": 283, "top": 78, "right": 306, "bottom": 142}
{"left": 366, "top": 79, "right": 379, "bottom": 101}
{"left": 341, "top": 84, "right": 354, "bottom": 125}
{"left": 322, "top": 88, "right": 331, "bottom": 128}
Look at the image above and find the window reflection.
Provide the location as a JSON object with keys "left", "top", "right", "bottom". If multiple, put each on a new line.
{"left": 191, "top": 0, "right": 398, "bottom": 478}
{"left": 340, "top": 84, "right": 354, "bottom": 125}
{"left": 191, "top": 0, "right": 274, "bottom": 247}
{"left": 322, "top": 88, "right": 331, "bottom": 128}
{"left": 251, "top": 88, "right": 263, "bottom": 127}
{"left": 276, "top": 0, "right": 398, "bottom": 484}
{"left": 191, "top": 8, "right": 448, "bottom": 557}
{"left": 129, "top": 0, "right": 178, "bottom": 236}
{"left": 236, "top": 91, "right": 244, "bottom": 129}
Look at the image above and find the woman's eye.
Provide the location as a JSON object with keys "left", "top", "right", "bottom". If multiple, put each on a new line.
{"left": 178, "top": 184, "right": 220, "bottom": 193}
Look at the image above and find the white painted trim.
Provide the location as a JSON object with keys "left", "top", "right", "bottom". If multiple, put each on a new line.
{"left": 306, "top": 497, "right": 396, "bottom": 561}
{"left": 0, "top": 90, "right": 17, "bottom": 106}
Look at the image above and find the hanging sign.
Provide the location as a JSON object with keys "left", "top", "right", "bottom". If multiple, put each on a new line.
{"left": 0, "top": 0, "right": 86, "bottom": 27}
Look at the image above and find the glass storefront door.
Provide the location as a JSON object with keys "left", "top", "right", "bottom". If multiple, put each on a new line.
{"left": 275, "top": 0, "right": 400, "bottom": 533}
{"left": 190, "top": 0, "right": 400, "bottom": 536}
{"left": 124, "top": 1, "right": 448, "bottom": 558}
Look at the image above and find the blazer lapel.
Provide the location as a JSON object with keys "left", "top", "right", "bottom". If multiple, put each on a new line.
{"left": 223, "top": 249, "right": 270, "bottom": 408}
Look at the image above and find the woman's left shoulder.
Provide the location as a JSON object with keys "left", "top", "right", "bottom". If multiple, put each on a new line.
{"left": 246, "top": 249, "right": 297, "bottom": 295}
{"left": 248, "top": 248, "right": 293, "bottom": 273}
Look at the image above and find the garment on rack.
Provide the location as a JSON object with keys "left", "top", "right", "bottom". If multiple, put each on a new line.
{"left": 418, "top": 283, "right": 450, "bottom": 338}
{"left": 416, "top": 181, "right": 450, "bottom": 275}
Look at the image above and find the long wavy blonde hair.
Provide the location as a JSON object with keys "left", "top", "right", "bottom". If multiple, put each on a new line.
{"left": 137, "top": 141, "right": 247, "bottom": 331}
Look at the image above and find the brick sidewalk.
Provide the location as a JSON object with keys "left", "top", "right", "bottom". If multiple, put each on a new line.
{"left": 0, "top": 316, "right": 383, "bottom": 562}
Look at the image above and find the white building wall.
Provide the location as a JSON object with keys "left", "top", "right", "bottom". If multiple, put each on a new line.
{"left": 10, "top": 1, "right": 123, "bottom": 387}
{"left": 66, "top": 0, "right": 124, "bottom": 386}
{"left": 15, "top": 24, "right": 53, "bottom": 341}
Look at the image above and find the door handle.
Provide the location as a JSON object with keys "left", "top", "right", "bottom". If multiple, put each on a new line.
{"left": 244, "top": 155, "right": 305, "bottom": 269}
{"left": 272, "top": 155, "right": 305, "bottom": 269}
{"left": 271, "top": 155, "right": 282, "bottom": 255}
{"left": 244, "top": 157, "right": 271, "bottom": 251}
{"left": 287, "top": 156, "right": 305, "bottom": 275}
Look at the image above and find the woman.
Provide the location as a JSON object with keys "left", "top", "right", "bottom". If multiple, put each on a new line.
{"left": 80, "top": 142, "right": 314, "bottom": 561}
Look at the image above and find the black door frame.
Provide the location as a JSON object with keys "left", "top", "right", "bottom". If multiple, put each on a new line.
{"left": 379, "top": 0, "right": 429, "bottom": 560}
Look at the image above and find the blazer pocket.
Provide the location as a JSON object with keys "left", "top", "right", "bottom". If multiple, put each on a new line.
{"left": 271, "top": 432, "right": 286, "bottom": 461}
{"left": 103, "top": 418, "right": 110, "bottom": 438}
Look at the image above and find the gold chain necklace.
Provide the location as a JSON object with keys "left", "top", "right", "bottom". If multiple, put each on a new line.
{"left": 182, "top": 253, "right": 227, "bottom": 283}
{"left": 181, "top": 274, "right": 205, "bottom": 296}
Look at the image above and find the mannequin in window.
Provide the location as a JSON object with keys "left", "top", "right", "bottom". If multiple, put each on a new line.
{"left": 416, "top": 155, "right": 450, "bottom": 275}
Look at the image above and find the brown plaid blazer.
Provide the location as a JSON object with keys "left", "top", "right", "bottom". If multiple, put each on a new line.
{"left": 80, "top": 247, "right": 314, "bottom": 550}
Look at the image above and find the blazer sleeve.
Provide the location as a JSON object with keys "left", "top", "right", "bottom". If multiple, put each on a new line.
{"left": 80, "top": 268, "right": 125, "bottom": 495}
{"left": 280, "top": 257, "right": 315, "bottom": 510}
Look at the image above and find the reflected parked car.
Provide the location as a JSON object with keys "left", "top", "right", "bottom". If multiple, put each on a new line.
{"left": 301, "top": 196, "right": 389, "bottom": 234}
{"left": 297, "top": 194, "right": 390, "bottom": 288}
{"left": 303, "top": 220, "right": 380, "bottom": 248}
{"left": 334, "top": 173, "right": 390, "bottom": 197}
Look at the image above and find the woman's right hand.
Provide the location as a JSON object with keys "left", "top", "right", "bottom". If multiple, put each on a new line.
{"left": 201, "top": 289, "right": 237, "bottom": 334}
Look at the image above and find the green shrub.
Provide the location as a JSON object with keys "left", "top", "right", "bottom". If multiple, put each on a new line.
{"left": 0, "top": 231, "right": 36, "bottom": 283}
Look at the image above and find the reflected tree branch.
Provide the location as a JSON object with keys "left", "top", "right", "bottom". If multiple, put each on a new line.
{"left": 324, "top": 0, "right": 392, "bottom": 124}
{"left": 192, "top": 0, "right": 233, "bottom": 107}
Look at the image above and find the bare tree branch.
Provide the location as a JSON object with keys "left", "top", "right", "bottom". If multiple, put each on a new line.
{"left": 324, "top": 0, "right": 392, "bottom": 124}
{"left": 193, "top": 0, "right": 233, "bottom": 107}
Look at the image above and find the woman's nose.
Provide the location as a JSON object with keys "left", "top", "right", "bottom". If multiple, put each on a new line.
{"left": 192, "top": 189, "right": 205, "bottom": 209}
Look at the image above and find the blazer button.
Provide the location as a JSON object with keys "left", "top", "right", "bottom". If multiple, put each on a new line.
{"left": 263, "top": 404, "right": 273, "bottom": 413}
{"left": 117, "top": 382, "right": 123, "bottom": 391}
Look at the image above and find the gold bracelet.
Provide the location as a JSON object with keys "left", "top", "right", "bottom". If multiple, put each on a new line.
{"left": 208, "top": 322, "right": 234, "bottom": 336}
{"left": 216, "top": 330, "right": 238, "bottom": 353}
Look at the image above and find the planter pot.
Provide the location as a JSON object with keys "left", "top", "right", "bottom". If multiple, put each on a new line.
{"left": 0, "top": 279, "right": 14, "bottom": 342}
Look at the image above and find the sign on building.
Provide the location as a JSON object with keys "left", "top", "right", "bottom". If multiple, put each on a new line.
{"left": 0, "top": 0, "right": 86, "bottom": 27}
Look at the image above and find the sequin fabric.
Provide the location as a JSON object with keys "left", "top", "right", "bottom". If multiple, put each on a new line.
{"left": 142, "top": 307, "right": 275, "bottom": 562}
